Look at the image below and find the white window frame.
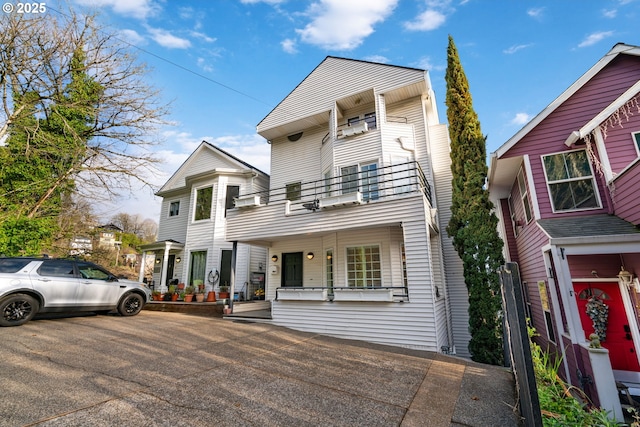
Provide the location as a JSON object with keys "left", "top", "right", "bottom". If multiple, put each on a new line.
{"left": 169, "top": 201, "right": 180, "bottom": 217}
{"left": 632, "top": 131, "right": 640, "bottom": 157}
{"left": 541, "top": 149, "right": 602, "bottom": 213}
{"left": 345, "top": 245, "right": 382, "bottom": 288}
{"left": 193, "top": 185, "right": 213, "bottom": 222}
{"left": 517, "top": 168, "right": 532, "bottom": 223}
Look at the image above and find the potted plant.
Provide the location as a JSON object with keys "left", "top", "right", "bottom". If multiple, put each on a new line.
{"left": 152, "top": 290, "right": 162, "bottom": 301}
{"left": 184, "top": 286, "right": 195, "bottom": 302}
{"left": 219, "top": 283, "right": 230, "bottom": 300}
{"left": 168, "top": 284, "right": 178, "bottom": 301}
{"left": 195, "top": 289, "right": 205, "bottom": 303}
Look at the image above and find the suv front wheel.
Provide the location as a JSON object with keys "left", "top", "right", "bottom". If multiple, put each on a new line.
{"left": 0, "top": 294, "right": 39, "bottom": 326}
{"left": 117, "top": 293, "right": 144, "bottom": 316}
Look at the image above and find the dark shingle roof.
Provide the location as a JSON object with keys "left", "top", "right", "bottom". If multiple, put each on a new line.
{"left": 537, "top": 214, "right": 640, "bottom": 239}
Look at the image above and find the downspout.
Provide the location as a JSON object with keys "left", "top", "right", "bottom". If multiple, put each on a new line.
{"left": 229, "top": 241, "right": 238, "bottom": 312}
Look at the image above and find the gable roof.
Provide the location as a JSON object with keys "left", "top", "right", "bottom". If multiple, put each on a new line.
{"left": 156, "top": 140, "right": 269, "bottom": 196}
{"left": 257, "top": 56, "right": 431, "bottom": 141}
{"left": 494, "top": 43, "right": 640, "bottom": 159}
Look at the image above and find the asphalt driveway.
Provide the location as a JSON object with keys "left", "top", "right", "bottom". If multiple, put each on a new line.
{"left": 1, "top": 311, "right": 521, "bottom": 426}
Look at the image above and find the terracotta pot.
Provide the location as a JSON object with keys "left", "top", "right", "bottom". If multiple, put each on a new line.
{"left": 219, "top": 292, "right": 230, "bottom": 299}
{"left": 177, "top": 283, "right": 185, "bottom": 290}
{"left": 223, "top": 308, "right": 232, "bottom": 315}
{"left": 196, "top": 293, "right": 205, "bottom": 302}
{"left": 171, "top": 293, "right": 179, "bottom": 302}
{"left": 206, "top": 291, "right": 216, "bottom": 302}
{"left": 184, "top": 294, "right": 193, "bottom": 302}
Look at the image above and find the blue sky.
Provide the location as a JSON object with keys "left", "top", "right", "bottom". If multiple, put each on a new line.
{"left": 64, "top": 0, "right": 639, "bottom": 220}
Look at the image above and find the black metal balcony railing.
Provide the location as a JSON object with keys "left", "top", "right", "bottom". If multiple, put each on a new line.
{"left": 234, "top": 160, "right": 432, "bottom": 213}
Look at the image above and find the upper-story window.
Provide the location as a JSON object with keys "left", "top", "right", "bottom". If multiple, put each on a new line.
{"left": 542, "top": 149, "right": 600, "bottom": 212}
{"left": 225, "top": 185, "right": 239, "bottom": 217}
{"left": 169, "top": 201, "right": 180, "bottom": 217}
{"left": 346, "top": 112, "right": 376, "bottom": 130}
{"left": 517, "top": 169, "right": 532, "bottom": 223}
{"left": 194, "top": 186, "right": 213, "bottom": 221}
{"left": 286, "top": 182, "right": 302, "bottom": 201}
{"left": 633, "top": 131, "right": 640, "bottom": 155}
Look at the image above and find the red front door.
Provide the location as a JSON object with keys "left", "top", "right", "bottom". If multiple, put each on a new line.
{"left": 574, "top": 281, "right": 640, "bottom": 372}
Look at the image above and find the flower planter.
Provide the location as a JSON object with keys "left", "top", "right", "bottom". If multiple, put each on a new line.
{"left": 333, "top": 288, "right": 394, "bottom": 302}
{"left": 171, "top": 293, "right": 179, "bottom": 302}
{"left": 277, "top": 288, "right": 328, "bottom": 301}
{"left": 219, "top": 292, "right": 230, "bottom": 299}
{"left": 184, "top": 294, "right": 194, "bottom": 302}
{"left": 195, "top": 293, "right": 205, "bottom": 302}
{"left": 206, "top": 291, "right": 216, "bottom": 302}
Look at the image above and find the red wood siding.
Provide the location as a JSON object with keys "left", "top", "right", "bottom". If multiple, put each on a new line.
{"left": 612, "top": 160, "right": 640, "bottom": 225}
{"left": 503, "top": 55, "right": 640, "bottom": 219}
{"left": 568, "top": 254, "right": 624, "bottom": 278}
{"left": 602, "top": 113, "right": 640, "bottom": 173}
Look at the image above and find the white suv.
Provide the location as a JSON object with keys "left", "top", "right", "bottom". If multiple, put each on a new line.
{"left": 0, "top": 257, "right": 151, "bottom": 326}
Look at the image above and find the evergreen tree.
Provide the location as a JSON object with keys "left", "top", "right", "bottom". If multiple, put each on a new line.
{"left": 444, "top": 35, "right": 505, "bottom": 365}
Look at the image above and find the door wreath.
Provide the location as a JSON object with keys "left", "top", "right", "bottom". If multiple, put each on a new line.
{"left": 585, "top": 295, "right": 609, "bottom": 342}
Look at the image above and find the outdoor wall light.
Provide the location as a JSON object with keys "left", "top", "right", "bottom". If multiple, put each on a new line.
{"left": 155, "top": 258, "right": 161, "bottom": 264}
{"left": 271, "top": 255, "right": 278, "bottom": 262}
{"left": 176, "top": 257, "right": 181, "bottom": 263}
{"left": 307, "top": 252, "right": 314, "bottom": 260}
{"left": 618, "top": 266, "right": 633, "bottom": 287}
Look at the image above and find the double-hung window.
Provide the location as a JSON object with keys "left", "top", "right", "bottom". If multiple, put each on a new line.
{"left": 286, "top": 182, "right": 302, "bottom": 201}
{"left": 517, "top": 169, "right": 532, "bottom": 223}
{"left": 169, "top": 201, "right": 180, "bottom": 217}
{"left": 542, "top": 150, "right": 599, "bottom": 212}
{"left": 346, "top": 245, "right": 381, "bottom": 288}
{"left": 633, "top": 131, "right": 640, "bottom": 155}
{"left": 194, "top": 186, "right": 213, "bottom": 221}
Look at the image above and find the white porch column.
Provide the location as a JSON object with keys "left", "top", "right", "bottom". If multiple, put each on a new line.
{"left": 138, "top": 251, "right": 147, "bottom": 283}
{"left": 160, "top": 243, "right": 171, "bottom": 292}
{"left": 580, "top": 343, "right": 624, "bottom": 421}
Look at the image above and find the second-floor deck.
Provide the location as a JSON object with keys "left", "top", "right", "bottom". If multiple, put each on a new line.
{"left": 226, "top": 160, "right": 434, "bottom": 244}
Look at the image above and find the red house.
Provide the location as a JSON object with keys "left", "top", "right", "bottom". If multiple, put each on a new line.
{"left": 489, "top": 43, "right": 640, "bottom": 419}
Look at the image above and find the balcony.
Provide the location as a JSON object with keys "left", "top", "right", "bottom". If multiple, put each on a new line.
{"left": 226, "top": 160, "right": 433, "bottom": 243}
{"left": 235, "top": 160, "right": 431, "bottom": 213}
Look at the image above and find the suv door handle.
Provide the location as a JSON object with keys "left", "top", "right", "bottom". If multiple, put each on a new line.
{"left": 38, "top": 278, "right": 51, "bottom": 282}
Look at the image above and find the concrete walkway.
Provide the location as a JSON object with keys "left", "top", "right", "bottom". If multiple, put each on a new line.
{"left": 1, "top": 311, "right": 522, "bottom": 426}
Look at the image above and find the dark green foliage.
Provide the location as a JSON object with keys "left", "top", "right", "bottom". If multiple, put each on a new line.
{"left": 0, "top": 48, "right": 102, "bottom": 256}
{"left": 444, "top": 35, "right": 505, "bottom": 365}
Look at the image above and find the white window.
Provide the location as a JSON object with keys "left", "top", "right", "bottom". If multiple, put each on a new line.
{"left": 325, "top": 249, "right": 334, "bottom": 291}
{"left": 340, "top": 163, "right": 379, "bottom": 200}
{"left": 507, "top": 196, "right": 519, "bottom": 237}
{"left": 286, "top": 182, "right": 301, "bottom": 201}
{"left": 542, "top": 150, "right": 600, "bottom": 212}
{"left": 346, "top": 245, "right": 381, "bottom": 287}
{"left": 633, "top": 131, "right": 640, "bottom": 156}
{"left": 517, "top": 169, "right": 532, "bottom": 223}
{"left": 194, "top": 187, "right": 213, "bottom": 221}
{"left": 169, "top": 201, "right": 180, "bottom": 217}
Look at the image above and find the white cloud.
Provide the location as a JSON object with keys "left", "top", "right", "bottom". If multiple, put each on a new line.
{"left": 602, "top": 8, "right": 617, "bottom": 18}
{"left": 413, "top": 56, "right": 444, "bottom": 72}
{"left": 527, "top": 7, "right": 545, "bottom": 19}
{"left": 281, "top": 38, "right": 298, "bottom": 54}
{"left": 296, "top": 0, "right": 399, "bottom": 50}
{"left": 578, "top": 31, "right": 614, "bottom": 48}
{"left": 197, "top": 58, "right": 214, "bottom": 73}
{"left": 119, "top": 29, "right": 146, "bottom": 46}
{"left": 404, "top": 9, "right": 446, "bottom": 31}
{"left": 503, "top": 43, "right": 533, "bottom": 55}
{"left": 74, "top": 0, "right": 159, "bottom": 20}
{"left": 190, "top": 31, "right": 216, "bottom": 43}
{"left": 511, "top": 113, "right": 531, "bottom": 126}
{"left": 363, "top": 55, "right": 390, "bottom": 64}
{"left": 147, "top": 27, "right": 192, "bottom": 49}
{"left": 240, "top": 0, "right": 286, "bottom": 4}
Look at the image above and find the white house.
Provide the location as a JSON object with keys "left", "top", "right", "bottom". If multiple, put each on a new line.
{"left": 139, "top": 141, "right": 269, "bottom": 297}
{"left": 225, "top": 57, "right": 469, "bottom": 355}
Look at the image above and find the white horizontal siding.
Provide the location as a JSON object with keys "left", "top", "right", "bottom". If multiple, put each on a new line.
{"left": 428, "top": 123, "right": 470, "bottom": 358}
{"left": 270, "top": 126, "right": 326, "bottom": 190}
{"left": 259, "top": 58, "right": 426, "bottom": 134}
{"left": 157, "top": 194, "right": 189, "bottom": 243}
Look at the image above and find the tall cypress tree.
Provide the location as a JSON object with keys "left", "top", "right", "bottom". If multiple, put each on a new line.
{"left": 444, "top": 35, "right": 505, "bottom": 365}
